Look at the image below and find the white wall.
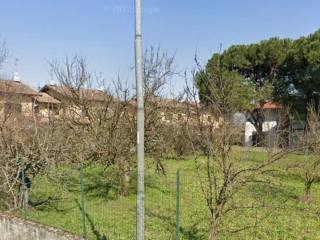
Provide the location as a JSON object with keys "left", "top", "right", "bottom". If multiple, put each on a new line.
{"left": 244, "top": 120, "right": 277, "bottom": 146}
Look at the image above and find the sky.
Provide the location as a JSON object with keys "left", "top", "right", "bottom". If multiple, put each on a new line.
{"left": 0, "top": 0, "right": 319, "bottom": 93}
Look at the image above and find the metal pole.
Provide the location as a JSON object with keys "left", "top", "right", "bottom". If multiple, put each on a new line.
{"left": 135, "top": 0, "right": 144, "bottom": 239}
{"left": 176, "top": 169, "right": 181, "bottom": 240}
{"left": 80, "top": 163, "right": 87, "bottom": 239}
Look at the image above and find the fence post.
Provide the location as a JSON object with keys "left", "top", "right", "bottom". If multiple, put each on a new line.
{"left": 176, "top": 169, "right": 181, "bottom": 240}
{"left": 80, "top": 162, "right": 87, "bottom": 239}
{"left": 18, "top": 156, "right": 27, "bottom": 218}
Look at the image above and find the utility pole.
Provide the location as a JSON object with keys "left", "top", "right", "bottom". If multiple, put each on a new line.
{"left": 135, "top": 0, "right": 144, "bottom": 240}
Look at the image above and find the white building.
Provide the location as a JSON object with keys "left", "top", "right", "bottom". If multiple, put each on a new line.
{"left": 244, "top": 101, "right": 282, "bottom": 146}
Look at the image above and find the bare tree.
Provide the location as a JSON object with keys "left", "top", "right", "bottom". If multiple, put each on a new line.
{"left": 294, "top": 103, "right": 320, "bottom": 203}
{"left": 184, "top": 65, "right": 290, "bottom": 240}
{"left": 0, "top": 105, "right": 61, "bottom": 210}
{"left": 48, "top": 49, "right": 177, "bottom": 194}
{"left": 142, "top": 46, "right": 176, "bottom": 174}
{"left": 0, "top": 44, "right": 55, "bottom": 210}
{"left": 49, "top": 56, "right": 136, "bottom": 196}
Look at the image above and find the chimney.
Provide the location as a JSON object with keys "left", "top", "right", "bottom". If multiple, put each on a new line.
{"left": 13, "top": 58, "right": 21, "bottom": 82}
{"left": 13, "top": 71, "right": 21, "bottom": 82}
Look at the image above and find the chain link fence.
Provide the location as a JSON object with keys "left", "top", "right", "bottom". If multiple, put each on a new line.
{"left": 15, "top": 158, "right": 320, "bottom": 240}
{"left": 17, "top": 159, "right": 210, "bottom": 240}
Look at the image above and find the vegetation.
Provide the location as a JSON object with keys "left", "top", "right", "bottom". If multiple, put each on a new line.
{"left": 198, "top": 30, "right": 320, "bottom": 112}
{"left": 185, "top": 67, "right": 291, "bottom": 240}
{"left": 1, "top": 30, "right": 320, "bottom": 240}
{"left": 287, "top": 103, "right": 320, "bottom": 203}
{"left": 196, "top": 29, "right": 320, "bottom": 142}
{"left": 13, "top": 150, "right": 320, "bottom": 240}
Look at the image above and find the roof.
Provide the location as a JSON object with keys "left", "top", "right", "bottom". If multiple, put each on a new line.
{"left": 34, "top": 92, "right": 60, "bottom": 104}
{"left": 255, "top": 101, "right": 283, "bottom": 109}
{"left": 0, "top": 80, "right": 40, "bottom": 96}
{"left": 130, "top": 96, "right": 201, "bottom": 109}
{"left": 40, "top": 84, "right": 110, "bottom": 102}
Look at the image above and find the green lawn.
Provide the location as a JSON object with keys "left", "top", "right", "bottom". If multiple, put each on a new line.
{"left": 21, "top": 149, "right": 320, "bottom": 239}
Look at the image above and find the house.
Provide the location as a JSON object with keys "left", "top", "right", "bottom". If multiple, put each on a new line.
{"left": 33, "top": 92, "right": 61, "bottom": 119}
{"left": 0, "top": 76, "right": 61, "bottom": 121}
{"left": 130, "top": 96, "right": 221, "bottom": 127}
{"left": 0, "top": 77, "right": 40, "bottom": 118}
{"left": 244, "top": 101, "right": 283, "bottom": 146}
{"left": 40, "top": 84, "right": 111, "bottom": 117}
{"left": 40, "top": 84, "right": 108, "bottom": 103}
{"left": 40, "top": 84, "right": 223, "bottom": 127}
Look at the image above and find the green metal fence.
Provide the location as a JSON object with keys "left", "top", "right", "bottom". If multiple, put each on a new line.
{"left": 16, "top": 161, "right": 317, "bottom": 240}
{"left": 18, "top": 163, "right": 209, "bottom": 240}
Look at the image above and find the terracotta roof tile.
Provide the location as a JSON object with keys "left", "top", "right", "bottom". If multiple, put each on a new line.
{"left": 34, "top": 92, "right": 60, "bottom": 104}
{"left": 41, "top": 85, "right": 110, "bottom": 102}
{"left": 0, "top": 80, "right": 40, "bottom": 96}
{"left": 255, "top": 101, "right": 282, "bottom": 109}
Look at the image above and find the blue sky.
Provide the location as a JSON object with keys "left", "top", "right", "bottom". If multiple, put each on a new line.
{"left": 0, "top": 0, "right": 319, "bottom": 92}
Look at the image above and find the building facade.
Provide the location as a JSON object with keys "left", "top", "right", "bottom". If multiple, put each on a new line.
{"left": 244, "top": 101, "right": 283, "bottom": 146}
{"left": 0, "top": 79, "right": 61, "bottom": 121}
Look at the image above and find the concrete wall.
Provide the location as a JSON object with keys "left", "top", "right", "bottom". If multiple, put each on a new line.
{"left": 0, "top": 214, "right": 83, "bottom": 240}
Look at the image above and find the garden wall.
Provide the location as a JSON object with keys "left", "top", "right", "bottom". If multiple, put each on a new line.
{"left": 0, "top": 213, "right": 83, "bottom": 240}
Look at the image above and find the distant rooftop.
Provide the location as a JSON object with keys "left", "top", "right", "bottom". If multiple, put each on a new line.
{"left": 40, "top": 84, "right": 111, "bottom": 102}
{"left": 256, "top": 101, "right": 283, "bottom": 109}
{"left": 34, "top": 92, "right": 60, "bottom": 104}
{"left": 0, "top": 79, "right": 40, "bottom": 96}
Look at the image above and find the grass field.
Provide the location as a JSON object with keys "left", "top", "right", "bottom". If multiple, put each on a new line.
{"left": 20, "top": 149, "right": 320, "bottom": 240}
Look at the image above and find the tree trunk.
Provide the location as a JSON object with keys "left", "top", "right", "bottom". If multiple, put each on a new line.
{"left": 209, "top": 214, "right": 221, "bottom": 240}
{"left": 301, "top": 178, "right": 313, "bottom": 203}
{"left": 154, "top": 156, "right": 166, "bottom": 175}
{"left": 248, "top": 108, "right": 265, "bottom": 146}
{"left": 209, "top": 221, "right": 219, "bottom": 240}
{"left": 119, "top": 170, "right": 131, "bottom": 197}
